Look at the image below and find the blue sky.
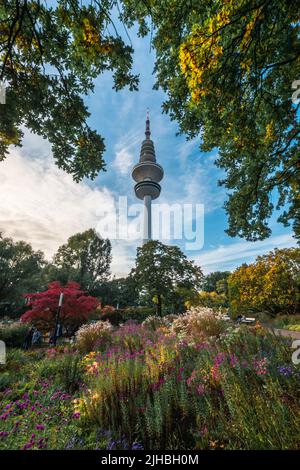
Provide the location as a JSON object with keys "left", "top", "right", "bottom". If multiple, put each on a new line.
{"left": 84, "top": 25, "right": 296, "bottom": 274}
{"left": 0, "top": 21, "right": 296, "bottom": 276}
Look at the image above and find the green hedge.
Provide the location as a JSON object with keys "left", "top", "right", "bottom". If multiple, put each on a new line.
{"left": 0, "top": 322, "right": 30, "bottom": 348}
{"left": 98, "top": 306, "right": 156, "bottom": 325}
{"left": 122, "top": 306, "right": 156, "bottom": 323}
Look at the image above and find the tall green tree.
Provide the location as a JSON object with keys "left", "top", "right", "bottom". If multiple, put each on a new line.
{"left": 202, "top": 271, "right": 231, "bottom": 294}
{"left": 52, "top": 228, "right": 111, "bottom": 292}
{"left": 96, "top": 276, "right": 137, "bottom": 308}
{"left": 131, "top": 240, "right": 203, "bottom": 316}
{"left": 120, "top": 0, "right": 300, "bottom": 240}
{"left": 0, "top": 233, "right": 45, "bottom": 313}
{"left": 0, "top": 0, "right": 138, "bottom": 180}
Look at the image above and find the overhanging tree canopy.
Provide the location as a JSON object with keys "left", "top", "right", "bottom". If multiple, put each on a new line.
{"left": 120, "top": 0, "right": 300, "bottom": 241}
{"left": 2, "top": 1, "right": 299, "bottom": 242}
{"left": 0, "top": 0, "right": 138, "bottom": 180}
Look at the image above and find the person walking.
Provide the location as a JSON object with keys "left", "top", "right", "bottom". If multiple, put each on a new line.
{"left": 23, "top": 327, "right": 34, "bottom": 350}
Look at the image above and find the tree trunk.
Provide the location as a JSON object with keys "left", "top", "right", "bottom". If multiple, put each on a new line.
{"left": 157, "top": 293, "right": 162, "bottom": 316}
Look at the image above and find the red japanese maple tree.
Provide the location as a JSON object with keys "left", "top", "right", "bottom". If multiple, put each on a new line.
{"left": 21, "top": 281, "right": 99, "bottom": 333}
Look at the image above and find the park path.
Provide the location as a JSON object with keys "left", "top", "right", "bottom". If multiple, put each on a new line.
{"left": 269, "top": 327, "right": 300, "bottom": 340}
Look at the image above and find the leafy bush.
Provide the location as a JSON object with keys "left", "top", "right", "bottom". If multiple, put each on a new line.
{"left": 100, "top": 306, "right": 123, "bottom": 325}
{"left": 75, "top": 321, "right": 113, "bottom": 353}
{"left": 142, "top": 314, "right": 178, "bottom": 331}
{"left": 142, "top": 315, "right": 167, "bottom": 330}
{"left": 196, "top": 291, "right": 228, "bottom": 310}
{"left": 288, "top": 325, "right": 300, "bottom": 332}
{"left": 171, "top": 307, "right": 227, "bottom": 340}
{"left": 0, "top": 372, "right": 12, "bottom": 391}
{"left": 272, "top": 315, "right": 300, "bottom": 329}
{"left": 97, "top": 306, "right": 156, "bottom": 326}
{"left": 228, "top": 248, "right": 300, "bottom": 316}
{"left": 21, "top": 281, "right": 99, "bottom": 333}
{"left": 56, "top": 354, "right": 83, "bottom": 393}
{"left": 123, "top": 306, "right": 156, "bottom": 323}
{"left": 0, "top": 322, "right": 30, "bottom": 348}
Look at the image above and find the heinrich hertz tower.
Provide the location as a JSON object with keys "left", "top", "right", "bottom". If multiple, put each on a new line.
{"left": 132, "top": 112, "right": 164, "bottom": 242}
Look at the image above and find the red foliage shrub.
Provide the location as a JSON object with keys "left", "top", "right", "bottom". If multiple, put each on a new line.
{"left": 101, "top": 305, "right": 116, "bottom": 315}
{"left": 100, "top": 305, "right": 124, "bottom": 325}
{"left": 21, "top": 281, "right": 99, "bottom": 333}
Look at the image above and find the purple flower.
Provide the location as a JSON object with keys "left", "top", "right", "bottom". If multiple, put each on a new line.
{"left": 22, "top": 442, "right": 34, "bottom": 450}
{"left": 107, "top": 440, "right": 117, "bottom": 450}
{"left": 214, "top": 352, "right": 227, "bottom": 366}
{"left": 278, "top": 365, "right": 293, "bottom": 377}
{"left": 36, "top": 424, "right": 45, "bottom": 430}
{"left": 132, "top": 442, "right": 144, "bottom": 450}
{"left": 0, "top": 431, "right": 9, "bottom": 438}
{"left": 72, "top": 412, "right": 81, "bottom": 419}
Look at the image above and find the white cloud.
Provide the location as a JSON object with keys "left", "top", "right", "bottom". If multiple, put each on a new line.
{"left": 110, "top": 240, "right": 138, "bottom": 278}
{"left": 0, "top": 135, "right": 115, "bottom": 260}
{"left": 192, "top": 233, "right": 297, "bottom": 274}
{"left": 113, "top": 148, "right": 135, "bottom": 176}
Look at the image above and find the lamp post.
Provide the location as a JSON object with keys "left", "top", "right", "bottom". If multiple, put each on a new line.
{"left": 52, "top": 292, "right": 64, "bottom": 346}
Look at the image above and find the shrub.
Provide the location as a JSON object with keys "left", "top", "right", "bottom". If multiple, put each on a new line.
{"left": 21, "top": 281, "right": 99, "bottom": 333}
{"left": 112, "top": 320, "right": 162, "bottom": 352}
{"left": 228, "top": 248, "right": 300, "bottom": 316}
{"left": 100, "top": 306, "right": 124, "bottom": 325}
{"left": 196, "top": 291, "right": 228, "bottom": 310}
{"left": 75, "top": 321, "right": 113, "bottom": 353}
{"left": 171, "top": 307, "right": 227, "bottom": 340}
{"left": 288, "top": 325, "right": 300, "bottom": 332}
{"left": 142, "top": 315, "right": 167, "bottom": 330}
{"left": 142, "top": 314, "right": 179, "bottom": 331}
{"left": 98, "top": 306, "right": 156, "bottom": 326}
{"left": 123, "top": 306, "right": 156, "bottom": 323}
{"left": 0, "top": 372, "right": 12, "bottom": 391}
{"left": 56, "top": 354, "right": 83, "bottom": 393}
{"left": 272, "top": 315, "right": 300, "bottom": 329}
{"left": 0, "top": 322, "right": 30, "bottom": 348}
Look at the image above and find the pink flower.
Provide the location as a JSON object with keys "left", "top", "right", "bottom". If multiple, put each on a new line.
{"left": 230, "top": 354, "right": 238, "bottom": 367}
{"left": 151, "top": 377, "right": 165, "bottom": 391}
{"left": 177, "top": 368, "right": 184, "bottom": 381}
{"left": 253, "top": 357, "right": 268, "bottom": 376}
{"left": 196, "top": 384, "right": 205, "bottom": 396}
{"left": 187, "top": 370, "right": 197, "bottom": 386}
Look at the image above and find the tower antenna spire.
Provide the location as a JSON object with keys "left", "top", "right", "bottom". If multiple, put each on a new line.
{"left": 145, "top": 108, "right": 151, "bottom": 139}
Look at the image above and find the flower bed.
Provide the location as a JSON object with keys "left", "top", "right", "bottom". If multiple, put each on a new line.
{"left": 1, "top": 308, "right": 299, "bottom": 450}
